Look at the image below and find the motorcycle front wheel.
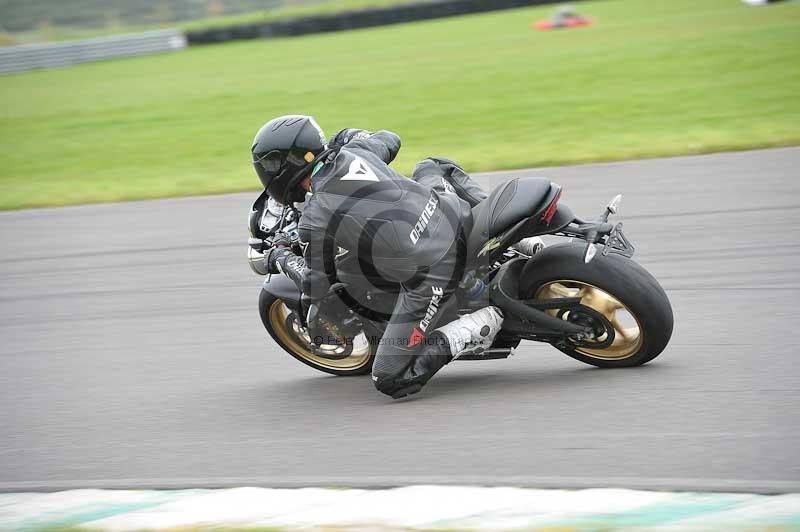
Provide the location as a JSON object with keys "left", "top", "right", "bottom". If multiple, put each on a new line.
{"left": 520, "top": 243, "right": 674, "bottom": 368}
{"left": 258, "top": 290, "right": 376, "bottom": 376}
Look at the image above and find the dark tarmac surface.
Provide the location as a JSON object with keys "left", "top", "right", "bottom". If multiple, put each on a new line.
{"left": 1, "top": 147, "right": 798, "bottom": 493}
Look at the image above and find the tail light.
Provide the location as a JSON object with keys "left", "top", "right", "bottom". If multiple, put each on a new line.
{"left": 540, "top": 186, "right": 562, "bottom": 225}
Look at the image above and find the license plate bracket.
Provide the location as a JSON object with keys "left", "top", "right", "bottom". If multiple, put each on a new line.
{"left": 603, "top": 223, "right": 635, "bottom": 258}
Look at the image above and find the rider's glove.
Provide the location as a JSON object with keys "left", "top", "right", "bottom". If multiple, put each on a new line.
{"left": 264, "top": 247, "right": 292, "bottom": 274}
{"left": 263, "top": 233, "right": 293, "bottom": 274}
{"left": 269, "top": 231, "right": 291, "bottom": 249}
{"left": 327, "top": 128, "right": 371, "bottom": 151}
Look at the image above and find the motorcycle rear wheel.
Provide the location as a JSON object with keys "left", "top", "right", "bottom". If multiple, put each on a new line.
{"left": 258, "top": 290, "right": 376, "bottom": 376}
{"left": 521, "top": 243, "right": 673, "bottom": 368}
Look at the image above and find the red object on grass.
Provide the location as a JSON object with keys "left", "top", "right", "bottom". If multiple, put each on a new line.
{"left": 533, "top": 17, "right": 593, "bottom": 31}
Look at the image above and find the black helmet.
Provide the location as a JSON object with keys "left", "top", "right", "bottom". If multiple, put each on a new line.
{"left": 252, "top": 115, "right": 327, "bottom": 204}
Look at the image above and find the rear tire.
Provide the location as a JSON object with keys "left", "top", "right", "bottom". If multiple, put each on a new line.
{"left": 258, "top": 289, "right": 376, "bottom": 376}
{"left": 520, "top": 243, "right": 673, "bottom": 368}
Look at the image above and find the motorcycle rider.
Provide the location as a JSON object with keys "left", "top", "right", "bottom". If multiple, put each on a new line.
{"left": 251, "top": 115, "right": 507, "bottom": 398}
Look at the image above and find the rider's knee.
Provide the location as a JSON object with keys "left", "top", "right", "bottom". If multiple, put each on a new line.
{"left": 428, "top": 156, "right": 460, "bottom": 168}
{"left": 371, "top": 373, "right": 394, "bottom": 396}
{"left": 411, "top": 158, "right": 440, "bottom": 179}
{"left": 372, "top": 371, "right": 423, "bottom": 399}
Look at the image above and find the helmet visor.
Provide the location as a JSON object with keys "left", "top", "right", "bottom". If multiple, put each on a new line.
{"left": 253, "top": 150, "right": 285, "bottom": 189}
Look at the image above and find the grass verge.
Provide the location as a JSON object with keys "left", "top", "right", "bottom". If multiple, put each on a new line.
{"left": 0, "top": 0, "right": 798, "bottom": 209}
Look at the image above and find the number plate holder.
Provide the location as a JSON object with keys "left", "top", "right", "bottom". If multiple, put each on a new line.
{"left": 603, "top": 223, "right": 635, "bottom": 258}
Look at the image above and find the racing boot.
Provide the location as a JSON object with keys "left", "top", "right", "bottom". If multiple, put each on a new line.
{"left": 433, "top": 306, "right": 504, "bottom": 360}
{"left": 512, "top": 236, "right": 545, "bottom": 257}
{"left": 384, "top": 307, "right": 504, "bottom": 399}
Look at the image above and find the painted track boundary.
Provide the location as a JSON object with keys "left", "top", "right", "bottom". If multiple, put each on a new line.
{"left": 2, "top": 487, "right": 800, "bottom": 531}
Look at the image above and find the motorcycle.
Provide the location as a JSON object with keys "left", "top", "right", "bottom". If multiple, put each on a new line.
{"left": 248, "top": 177, "right": 674, "bottom": 376}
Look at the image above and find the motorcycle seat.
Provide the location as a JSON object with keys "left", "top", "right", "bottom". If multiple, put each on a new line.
{"left": 467, "top": 176, "right": 552, "bottom": 258}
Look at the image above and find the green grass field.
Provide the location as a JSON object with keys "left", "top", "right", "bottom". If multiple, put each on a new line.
{"left": 0, "top": 0, "right": 798, "bottom": 210}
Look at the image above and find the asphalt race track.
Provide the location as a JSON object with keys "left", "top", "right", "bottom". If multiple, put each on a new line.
{"left": 1, "top": 148, "right": 799, "bottom": 493}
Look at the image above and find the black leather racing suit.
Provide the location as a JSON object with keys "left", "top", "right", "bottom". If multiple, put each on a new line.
{"left": 288, "top": 129, "right": 487, "bottom": 396}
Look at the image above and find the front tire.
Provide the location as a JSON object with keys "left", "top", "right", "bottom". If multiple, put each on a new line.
{"left": 258, "top": 290, "right": 376, "bottom": 376}
{"left": 520, "top": 243, "right": 673, "bottom": 368}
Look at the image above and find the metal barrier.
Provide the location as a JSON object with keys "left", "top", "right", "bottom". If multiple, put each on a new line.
{"left": 0, "top": 30, "right": 187, "bottom": 75}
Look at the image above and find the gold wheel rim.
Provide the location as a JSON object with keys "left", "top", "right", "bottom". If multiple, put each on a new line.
{"left": 535, "top": 280, "right": 643, "bottom": 360}
{"left": 268, "top": 300, "right": 372, "bottom": 371}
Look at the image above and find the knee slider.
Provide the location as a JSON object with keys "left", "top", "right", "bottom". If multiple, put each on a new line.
{"left": 372, "top": 372, "right": 424, "bottom": 399}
